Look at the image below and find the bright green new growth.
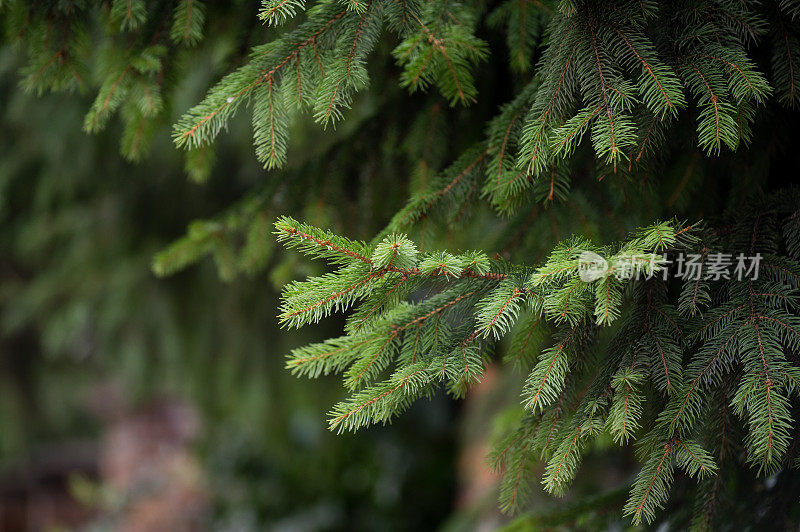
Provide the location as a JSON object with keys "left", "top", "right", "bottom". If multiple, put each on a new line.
{"left": 189, "top": 4, "right": 800, "bottom": 520}
{"left": 171, "top": 0, "right": 489, "bottom": 170}
{"left": 259, "top": 0, "right": 308, "bottom": 26}
{"left": 276, "top": 188, "right": 800, "bottom": 525}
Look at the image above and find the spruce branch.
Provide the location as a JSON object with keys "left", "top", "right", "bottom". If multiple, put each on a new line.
{"left": 274, "top": 190, "right": 800, "bottom": 525}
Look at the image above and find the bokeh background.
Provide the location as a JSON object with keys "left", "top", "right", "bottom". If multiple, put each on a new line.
{"left": 0, "top": 40, "right": 506, "bottom": 530}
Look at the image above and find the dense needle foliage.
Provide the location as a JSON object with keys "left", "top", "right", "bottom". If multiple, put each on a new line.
{"left": 4, "top": 0, "right": 800, "bottom": 528}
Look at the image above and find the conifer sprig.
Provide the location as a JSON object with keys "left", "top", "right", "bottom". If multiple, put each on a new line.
{"left": 277, "top": 189, "right": 800, "bottom": 525}
{"left": 170, "top": 0, "right": 489, "bottom": 169}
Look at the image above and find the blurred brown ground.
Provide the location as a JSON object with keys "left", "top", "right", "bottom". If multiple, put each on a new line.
{"left": 0, "top": 394, "right": 208, "bottom": 532}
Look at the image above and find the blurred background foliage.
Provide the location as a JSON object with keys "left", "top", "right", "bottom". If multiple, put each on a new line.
{"left": 0, "top": 39, "right": 466, "bottom": 529}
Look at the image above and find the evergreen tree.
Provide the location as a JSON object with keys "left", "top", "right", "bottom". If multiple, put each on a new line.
{"left": 4, "top": 0, "right": 800, "bottom": 528}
